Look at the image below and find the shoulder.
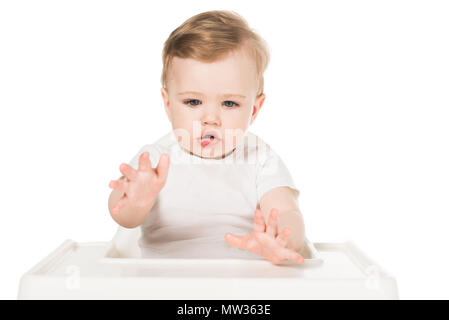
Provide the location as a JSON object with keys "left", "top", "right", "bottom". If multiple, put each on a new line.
{"left": 245, "top": 130, "right": 278, "bottom": 167}
{"left": 142, "top": 130, "right": 176, "bottom": 153}
{"left": 129, "top": 131, "right": 174, "bottom": 169}
{"left": 153, "top": 130, "right": 178, "bottom": 151}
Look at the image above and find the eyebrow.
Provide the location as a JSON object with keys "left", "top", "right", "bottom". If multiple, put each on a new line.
{"left": 177, "top": 91, "right": 246, "bottom": 99}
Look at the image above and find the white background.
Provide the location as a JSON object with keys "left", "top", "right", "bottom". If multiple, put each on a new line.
{"left": 1, "top": 0, "right": 448, "bottom": 299}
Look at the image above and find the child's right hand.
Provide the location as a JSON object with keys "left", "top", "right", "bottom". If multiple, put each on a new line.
{"left": 109, "top": 152, "right": 170, "bottom": 214}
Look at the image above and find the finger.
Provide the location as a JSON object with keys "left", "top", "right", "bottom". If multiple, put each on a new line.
{"left": 253, "top": 209, "right": 265, "bottom": 233}
{"left": 225, "top": 233, "right": 250, "bottom": 250}
{"left": 265, "top": 208, "right": 279, "bottom": 237}
{"left": 119, "top": 163, "right": 138, "bottom": 181}
{"left": 109, "top": 179, "right": 128, "bottom": 194}
{"left": 275, "top": 227, "right": 291, "bottom": 247}
{"left": 155, "top": 153, "right": 170, "bottom": 184}
{"left": 138, "top": 152, "right": 152, "bottom": 172}
{"left": 279, "top": 247, "right": 305, "bottom": 264}
{"left": 111, "top": 195, "right": 129, "bottom": 214}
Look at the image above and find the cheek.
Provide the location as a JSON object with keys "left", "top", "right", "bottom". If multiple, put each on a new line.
{"left": 171, "top": 105, "right": 195, "bottom": 125}
{"left": 223, "top": 108, "right": 252, "bottom": 127}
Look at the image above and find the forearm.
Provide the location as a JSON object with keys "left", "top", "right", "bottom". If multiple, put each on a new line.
{"left": 277, "top": 209, "right": 305, "bottom": 252}
{"left": 108, "top": 183, "right": 155, "bottom": 228}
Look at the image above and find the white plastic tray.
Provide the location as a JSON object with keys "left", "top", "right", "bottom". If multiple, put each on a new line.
{"left": 102, "top": 237, "right": 323, "bottom": 266}
{"left": 18, "top": 239, "right": 399, "bottom": 299}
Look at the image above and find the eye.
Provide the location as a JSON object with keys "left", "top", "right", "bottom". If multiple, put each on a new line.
{"left": 183, "top": 99, "right": 240, "bottom": 108}
{"left": 223, "top": 101, "right": 239, "bottom": 108}
{"left": 183, "top": 99, "right": 201, "bottom": 107}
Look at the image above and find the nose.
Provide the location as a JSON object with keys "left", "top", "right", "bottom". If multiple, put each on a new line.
{"left": 201, "top": 106, "right": 221, "bottom": 126}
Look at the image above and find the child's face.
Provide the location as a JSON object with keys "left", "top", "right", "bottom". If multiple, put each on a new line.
{"left": 161, "top": 47, "right": 265, "bottom": 159}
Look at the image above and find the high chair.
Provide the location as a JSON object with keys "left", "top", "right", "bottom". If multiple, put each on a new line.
{"left": 18, "top": 226, "right": 399, "bottom": 299}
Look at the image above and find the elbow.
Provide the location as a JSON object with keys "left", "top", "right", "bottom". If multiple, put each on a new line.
{"left": 288, "top": 234, "right": 305, "bottom": 253}
{"left": 293, "top": 236, "right": 305, "bottom": 253}
{"left": 284, "top": 210, "right": 305, "bottom": 252}
{"left": 108, "top": 205, "right": 144, "bottom": 229}
{"left": 120, "top": 221, "right": 142, "bottom": 229}
{"left": 112, "top": 211, "right": 145, "bottom": 229}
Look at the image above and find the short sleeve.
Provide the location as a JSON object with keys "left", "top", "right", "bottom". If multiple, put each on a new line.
{"left": 128, "top": 144, "right": 161, "bottom": 171}
{"left": 256, "top": 145, "right": 300, "bottom": 202}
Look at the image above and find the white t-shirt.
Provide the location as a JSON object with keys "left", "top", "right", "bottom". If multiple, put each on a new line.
{"left": 127, "top": 130, "right": 300, "bottom": 259}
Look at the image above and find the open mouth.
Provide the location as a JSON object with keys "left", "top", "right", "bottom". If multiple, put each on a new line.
{"left": 199, "top": 134, "right": 219, "bottom": 147}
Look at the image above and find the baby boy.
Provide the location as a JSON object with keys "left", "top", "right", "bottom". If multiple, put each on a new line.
{"left": 107, "top": 10, "right": 306, "bottom": 265}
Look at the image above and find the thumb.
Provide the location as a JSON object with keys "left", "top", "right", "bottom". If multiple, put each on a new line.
{"left": 155, "top": 153, "right": 170, "bottom": 183}
{"left": 225, "top": 233, "right": 248, "bottom": 250}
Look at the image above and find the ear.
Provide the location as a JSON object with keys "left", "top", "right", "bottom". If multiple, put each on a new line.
{"left": 161, "top": 87, "right": 172, "bottom": 122}
{"left": 249, "top": 93, "right": 266, "bottom": 125}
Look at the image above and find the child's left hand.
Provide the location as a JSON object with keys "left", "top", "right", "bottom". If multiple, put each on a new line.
{"left": 225, "top": 208, "right": 305, "bottom": 265}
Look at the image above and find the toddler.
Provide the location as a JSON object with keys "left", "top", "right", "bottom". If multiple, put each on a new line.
{"left": 108, "top": 10, "right": 306, "bottom": 265}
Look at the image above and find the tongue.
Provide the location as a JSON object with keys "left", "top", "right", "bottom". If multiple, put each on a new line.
{"left": 201, "top": 137, "right": 214, "bottom": 147}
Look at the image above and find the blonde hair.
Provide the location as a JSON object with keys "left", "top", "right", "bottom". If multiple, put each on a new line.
{"left": 161, "top": 10, "right": 270, "bottom": 97}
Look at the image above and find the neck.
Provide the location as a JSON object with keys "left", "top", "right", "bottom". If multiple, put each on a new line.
{"left": 179, "top": 145, "right": 236, "bottom": 160}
